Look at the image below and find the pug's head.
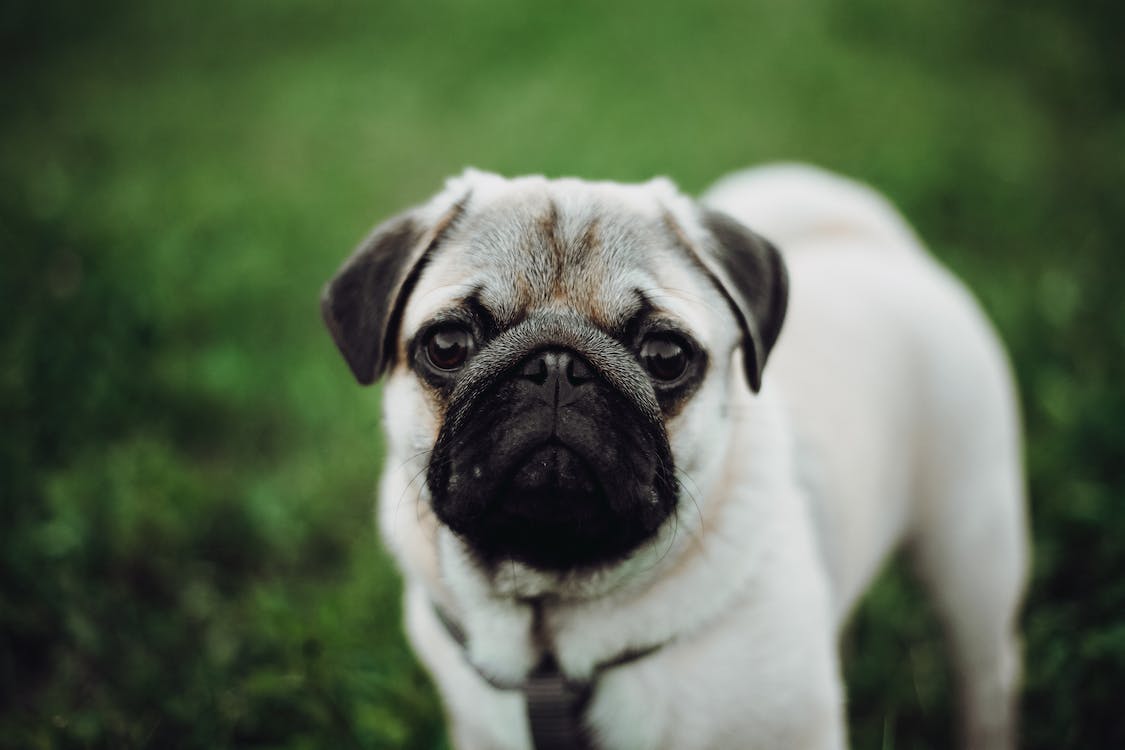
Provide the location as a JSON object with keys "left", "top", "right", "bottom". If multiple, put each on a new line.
{"left": 321, "top": 170, "right": 786, "bottom": 573}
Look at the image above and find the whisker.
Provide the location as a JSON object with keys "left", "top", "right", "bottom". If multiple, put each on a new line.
{"left": 675, "top": 468, "right": 706, "bottom": 530}
{"left": 392, "top": 450, "right": 445, "bottom": 528}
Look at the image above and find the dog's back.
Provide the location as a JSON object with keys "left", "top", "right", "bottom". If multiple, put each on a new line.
{"left": 702, "top": 163, "right": 923, "bottom": 255}
{"left": 705, "top": 164, "right": 1029, "bottom": 749}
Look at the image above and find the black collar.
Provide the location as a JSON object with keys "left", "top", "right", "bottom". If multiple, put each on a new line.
{"left": 432, "top": 602, "right": 667, "bottom": 750}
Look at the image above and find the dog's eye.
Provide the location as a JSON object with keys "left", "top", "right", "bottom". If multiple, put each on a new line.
{"left": 425, "top": 325, "right": 474, "bottom": 371}
{"left": 640, "top": 334, "right": 691, "bottom": 382}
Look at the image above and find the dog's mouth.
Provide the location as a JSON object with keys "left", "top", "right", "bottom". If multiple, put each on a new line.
{"left": 500, "top": 440, "right": 602, "bottom": 517}
{"left": 461, "top": 445, "right": 657, "bottom": 568}
{"left": 436, "top": 438, "right": 654, "bottom": 570}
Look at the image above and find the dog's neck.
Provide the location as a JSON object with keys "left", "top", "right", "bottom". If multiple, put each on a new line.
{"left": 417, "top": 382, "right": 803, "bottom": 685}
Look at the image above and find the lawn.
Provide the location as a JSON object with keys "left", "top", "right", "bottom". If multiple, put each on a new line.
{"left": 2, "top": 0, "right": 1123, "bottom": 747}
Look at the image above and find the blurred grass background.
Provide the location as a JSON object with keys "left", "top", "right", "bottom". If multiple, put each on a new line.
{"left": 2, "top": 0, "right": 1123, "bottom": 747}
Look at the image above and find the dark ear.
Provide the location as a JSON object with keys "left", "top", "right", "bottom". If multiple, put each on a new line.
{"left": 322, "top": 190, "right": 471, "bottom": 384}
{"left": 320, "top": 214, "right": 426, "bottom": 385}
{"left": 700, "top": 210, "right": 789, "bottom": 392}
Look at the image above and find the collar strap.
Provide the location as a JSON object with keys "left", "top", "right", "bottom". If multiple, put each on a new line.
{"left": 432, "top": 602, "right": 665, "bottom": 750}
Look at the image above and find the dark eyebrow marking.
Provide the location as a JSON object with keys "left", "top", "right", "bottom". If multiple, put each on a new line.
{"left": 462, "top": 291, "right": 502, "bottom": 339}
{"left": 538, "top": 199, "right": 563, "bottom": 271}
{"left": 573, "top": 217, "right": 600, "bottom": 264}
{"left": 537, "top": 199, "right": 574, "bottom": 299}
{"left": 619, "top": 288, "right": 655, "bottom": 342}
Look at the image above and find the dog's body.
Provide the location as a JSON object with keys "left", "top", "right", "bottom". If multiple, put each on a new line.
{"left": 323, "top": 164, "right": 1028, "bottom": 749}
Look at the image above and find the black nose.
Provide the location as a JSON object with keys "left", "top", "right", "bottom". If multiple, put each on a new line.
{"left": 518, "top": 348, "right": 594, "bottom": 406}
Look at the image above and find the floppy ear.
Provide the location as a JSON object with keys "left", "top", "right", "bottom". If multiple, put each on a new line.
{"left": 699, "top": 210, "right": 789, "bottom": 393}
{"left": 321, "top": 184, "right": 472, "bottom": 384}
{"left": 320, "top": 214, "right": 424, "bottom": 384}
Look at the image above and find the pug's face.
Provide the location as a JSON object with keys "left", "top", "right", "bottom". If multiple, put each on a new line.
{"left": 322, "top": 171, "right": 786, "bottom": 573}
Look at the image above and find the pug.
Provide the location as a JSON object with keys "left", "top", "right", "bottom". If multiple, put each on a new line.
{"left": 321, "top": 164, "right": 1028, "bottom": 750}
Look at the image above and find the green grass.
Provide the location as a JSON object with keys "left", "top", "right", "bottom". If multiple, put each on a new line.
{"left": 2, "top": 0, "right": 1123, "bottom": 747}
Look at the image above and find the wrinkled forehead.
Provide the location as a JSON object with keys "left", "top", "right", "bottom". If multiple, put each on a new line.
{"left": 403, "top": 181, "right": 721, "bottom": 339}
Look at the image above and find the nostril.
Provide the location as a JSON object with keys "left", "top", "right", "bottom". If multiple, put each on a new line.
{"left": 517, "top": 349, "right": 594, "bottom": 392}
{"left": 565, "top": 355, "right": 593, "bottom": 385}
{"left": 520, "top": 356, "right": 549, "bottom": 384}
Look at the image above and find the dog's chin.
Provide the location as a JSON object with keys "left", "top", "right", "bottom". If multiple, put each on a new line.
{"left": 432, "top": 443, "right": 673, "bottom": 572}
